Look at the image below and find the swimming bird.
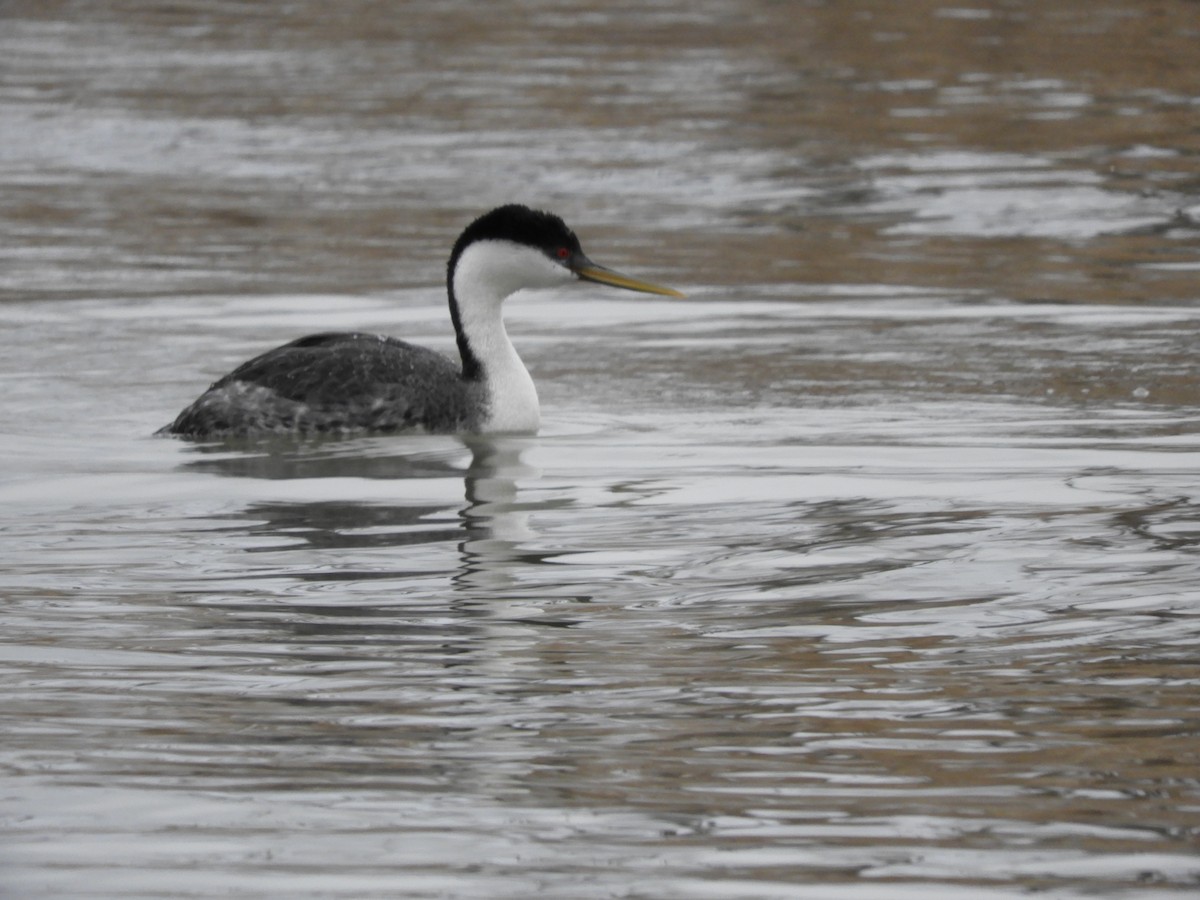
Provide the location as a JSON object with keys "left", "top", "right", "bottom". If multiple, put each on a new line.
{"left": 160, "top": 204, "right": 682, "bottom": 438}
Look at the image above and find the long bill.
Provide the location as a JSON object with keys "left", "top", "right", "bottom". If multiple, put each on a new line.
{"left": 572, "top": 258, "right": 685, "bottom": 298}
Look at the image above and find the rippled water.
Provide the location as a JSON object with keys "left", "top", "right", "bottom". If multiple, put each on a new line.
{"left": 2, "top": 2, "right": 1199, "bottom": 898}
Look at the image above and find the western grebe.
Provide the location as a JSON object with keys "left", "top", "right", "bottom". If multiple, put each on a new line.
{"left": 160, "top": 204, "right": 682, "bottom": 438}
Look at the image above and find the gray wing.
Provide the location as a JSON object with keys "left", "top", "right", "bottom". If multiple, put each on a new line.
{"left": 163, "top": 332, "right": 479, "bottom": 437}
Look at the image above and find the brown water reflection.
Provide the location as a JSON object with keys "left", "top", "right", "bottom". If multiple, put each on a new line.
{"left": 3, "top": 0, "right": 1198, "bottom": 304}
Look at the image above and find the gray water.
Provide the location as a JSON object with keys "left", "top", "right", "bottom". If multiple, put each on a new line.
{"left": 2, "top": 2, "right": 1199, "bottom": 898}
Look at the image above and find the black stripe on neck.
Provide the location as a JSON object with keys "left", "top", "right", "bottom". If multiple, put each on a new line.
{"left": 447, "top": 282, "right": 484, "bottom": 382}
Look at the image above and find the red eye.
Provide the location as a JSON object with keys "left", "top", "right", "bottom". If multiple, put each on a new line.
{"left": 556, "top": 247, "right": 570, "bottom": 260}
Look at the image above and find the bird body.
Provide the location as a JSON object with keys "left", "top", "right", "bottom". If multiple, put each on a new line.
{"left": 165, "top": 333, "right": 479, "bottom": 435}
{"left": 161, "top": 204, "right": 681, "bottom": 439}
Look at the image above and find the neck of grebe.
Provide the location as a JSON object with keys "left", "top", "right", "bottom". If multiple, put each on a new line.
{"left": 449, "top": 242, "right": 543, "bottom": 433}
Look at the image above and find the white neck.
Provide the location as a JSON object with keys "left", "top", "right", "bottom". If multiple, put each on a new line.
{"left": 452, "top": 241, "right": 574, "bottom": 433}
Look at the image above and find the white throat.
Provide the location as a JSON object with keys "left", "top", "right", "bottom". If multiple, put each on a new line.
{"left": 452, "top": 240, "right": 576, "bottom": 433}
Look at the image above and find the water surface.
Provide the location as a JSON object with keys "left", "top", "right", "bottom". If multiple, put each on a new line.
{"left": 1, "top": 2, "right": 1198, "bottom": 898}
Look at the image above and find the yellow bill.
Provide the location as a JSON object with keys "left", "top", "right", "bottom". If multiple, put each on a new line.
{"left": 573, "top": 260, "right": 685, "bottom": 298}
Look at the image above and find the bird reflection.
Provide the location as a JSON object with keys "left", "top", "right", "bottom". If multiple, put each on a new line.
{"left": 176, "top": 433, "right": 548, "bottom": 589}
{"left": 455, "top": 436, "right": 548, "bottom": 590}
